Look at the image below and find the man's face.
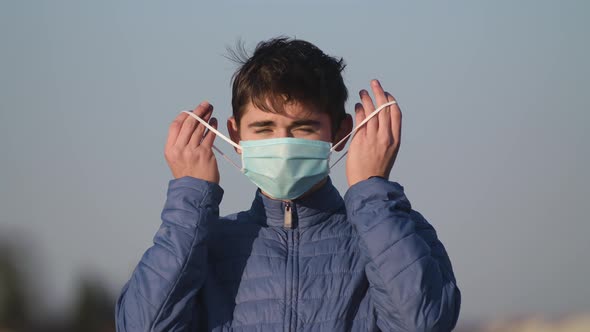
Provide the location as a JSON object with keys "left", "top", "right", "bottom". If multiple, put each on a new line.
{"left": 226, "top": 100, "right": 352, "bottom": 199}
{"left": 229, "top": 101, "right": 334, "bottom": 145}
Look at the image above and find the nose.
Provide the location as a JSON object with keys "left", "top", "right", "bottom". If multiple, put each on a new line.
{"left": 274, "top": 129, "right": 293, "bottom": 138}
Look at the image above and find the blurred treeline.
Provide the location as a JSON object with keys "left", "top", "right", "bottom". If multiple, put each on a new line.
{"left": 0, "top": 240, "right": 115, "bottom": 332}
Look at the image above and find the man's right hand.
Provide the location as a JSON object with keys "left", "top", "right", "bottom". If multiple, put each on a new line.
{"left": 164, "top": 101, "right": 220, "bottom": 183}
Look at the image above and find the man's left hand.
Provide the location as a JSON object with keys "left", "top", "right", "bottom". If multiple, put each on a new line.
{"left": 346, "top": 79, "right": 402, "bottom": 186}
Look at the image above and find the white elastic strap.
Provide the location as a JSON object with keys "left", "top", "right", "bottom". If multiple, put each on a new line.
{"left": 328, "top": 100, "right": 397, "bottom": 169}
{"left": 182, "top": 110, "right": 242, "bottom": 150}
{"left": 182, "top": 110, "right": 243, "bottom": 171}
{"left": 329, "top": 151, "right": 348, "bottom": 169}
{"left": 211, "top": 144, "right": 242, "bottom": 171}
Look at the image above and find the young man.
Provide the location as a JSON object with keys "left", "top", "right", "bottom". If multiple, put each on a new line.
{"left": 116, "top": 37, "right": 461, "bottom": 331}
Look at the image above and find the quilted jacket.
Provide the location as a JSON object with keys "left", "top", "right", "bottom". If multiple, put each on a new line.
{"left": 115, "top": 176, "right": 461, "bottom": 331}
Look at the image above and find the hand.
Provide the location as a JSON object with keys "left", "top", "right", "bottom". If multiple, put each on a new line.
{"left": 346, "top": 79, "right": 402, "bottom": 186}
{"left": 164, "top": 101, "right": 220, "bottom": 183}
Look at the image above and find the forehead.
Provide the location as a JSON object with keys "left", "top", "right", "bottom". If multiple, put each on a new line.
{"left": 240, "top": 101, "right": 330, "bottom": 124}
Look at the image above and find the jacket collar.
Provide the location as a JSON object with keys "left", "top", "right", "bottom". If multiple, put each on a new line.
{"left": 249, "top": 177, "right": 345, "bottom": 228}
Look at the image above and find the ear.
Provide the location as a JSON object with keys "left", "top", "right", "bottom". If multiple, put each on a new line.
{"left": 227, "top": 116, "right": 242, "bottom": 154}
{"left": 332, "top": 114, "right": 353, "bottom": 152}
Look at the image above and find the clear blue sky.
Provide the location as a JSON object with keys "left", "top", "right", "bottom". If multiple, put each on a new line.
{"left": 1, "top": 0, "right": 589, "bottom": 325}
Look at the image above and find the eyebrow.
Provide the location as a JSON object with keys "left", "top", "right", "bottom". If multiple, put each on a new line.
{"left": 247, "top": 119, "right": 322, "bottom": 129}
{"left": 290, "top": 119, "right": 322, "bottom": 127}
{"left": 248, "top": 121, "right": 275, "bottom": 128}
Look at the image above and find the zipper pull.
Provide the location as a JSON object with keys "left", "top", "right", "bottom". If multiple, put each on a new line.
{"left": 284, "top": 202, "right": 292, "bottom": 229}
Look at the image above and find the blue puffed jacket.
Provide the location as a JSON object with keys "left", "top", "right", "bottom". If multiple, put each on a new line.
{"left": 115, "top": 176, "right": 461, "bottom": 331}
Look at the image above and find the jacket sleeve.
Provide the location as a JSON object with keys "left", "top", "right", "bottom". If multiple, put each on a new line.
{"left": 115, "top": 177, "right": 223, "bottom": 332}
{"left": 344, "top": 177, "right": 461, "bottom": 332}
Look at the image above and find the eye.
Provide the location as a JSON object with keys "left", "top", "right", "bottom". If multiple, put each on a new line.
{"left": 254, "top": 128, "right": 272, "bottom": 134}
{"left": 296, "top": 127, "right": 315, "bottom": 133}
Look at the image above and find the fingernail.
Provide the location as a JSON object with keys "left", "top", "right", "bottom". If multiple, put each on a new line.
{"left": 372, "top": 79, "right": 380, "bottom": 86}
{"left": 200, "top": 101, "right": 209, "bottom": 107}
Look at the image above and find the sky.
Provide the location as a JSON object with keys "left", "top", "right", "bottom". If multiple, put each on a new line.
{"left": 1, "top": 0, "right": 589, "bottom": 325}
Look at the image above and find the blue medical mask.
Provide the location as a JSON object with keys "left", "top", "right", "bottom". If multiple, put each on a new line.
{"left": 183, "top": 100, "right": 396, "bottom": 200}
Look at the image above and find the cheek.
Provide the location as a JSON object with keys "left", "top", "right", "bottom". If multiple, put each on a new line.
{"left": 294, "top": 132, "right": 323, "bottom": 140}
{"left": 315, "top": 130, "right": 333, "bottom": 143}
{"left": 237, "top": 128, "right": 260, "bottom": 141}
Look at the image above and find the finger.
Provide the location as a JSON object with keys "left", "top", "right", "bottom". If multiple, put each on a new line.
{"left": 176, "top": 102, "right": 210, "bottom": 147}
{"left": 201, "top": 117, "right": 218, "bottom": 148}
{"left": 385, "top": 92, "right": 402, "bottom": 147}
{"left": 372, "top": 80, "right": 391, "bottom": 136}
{"left": 188, "top": 105, "right": 213, "bottom": 147}
{"left": 166, "top": 112, "right": 189, "bottom": 149}
{"left": 354, "top": 103, "right": 366, "bottom": 138}
{"left": 359, "top": 89, "right": 378, "bottom": 133}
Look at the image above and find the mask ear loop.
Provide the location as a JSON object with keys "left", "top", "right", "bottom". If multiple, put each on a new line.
{"left": 211, "top": 145, "right": 242, "bottom": 170}
{"left": 182, "top": 111, "right": 243, "bottom": 171}
{"left": 328, "top": 100, "right": 397, "bottom": 169}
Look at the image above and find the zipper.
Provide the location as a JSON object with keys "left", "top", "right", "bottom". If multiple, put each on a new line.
{"left": 284, "top": 202, "right": 292, "bottom": 229}
{"left": 283, "top": 201, "right": 296, "bottom": 332}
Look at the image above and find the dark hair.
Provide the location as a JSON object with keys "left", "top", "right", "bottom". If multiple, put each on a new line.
{"left": 228, "top": 37, "right": 348, "bottom": 135}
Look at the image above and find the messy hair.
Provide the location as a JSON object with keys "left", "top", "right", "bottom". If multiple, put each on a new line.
{"left": 228, "top": 37, "right": 348, "bottom": 135}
